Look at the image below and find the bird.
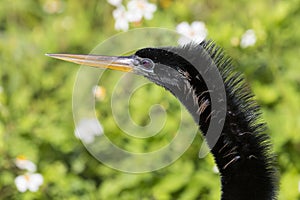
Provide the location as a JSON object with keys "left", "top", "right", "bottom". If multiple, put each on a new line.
{"left": 47, "top": 40, "right": 278, "bottom": 200}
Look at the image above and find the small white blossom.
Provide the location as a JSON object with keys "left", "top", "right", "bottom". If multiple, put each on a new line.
{"left": 107, "top": 0, "right": 122, "bottom": 6}
{"left": 127, "top": 0, "right": 157, "bottom": 22}
{"left": 15, "top": 156, "right": 37, "bottom": 172}
{"left": 176, "top": 21, "right": 208, "bottom": 45}
{"left": 298, "top": 180, "right": 300, "bottom": 193}
{"left": 15, "top": 173, "right": 43, "bottom": 192}
{"left": 240, "top": 29, "right": 256, "bottom": 48}
{"left": 75, "top": 118, "right": 104, "bottom": 144}
{"left": 113, "top": 6, "right": 129, "bottom": 31}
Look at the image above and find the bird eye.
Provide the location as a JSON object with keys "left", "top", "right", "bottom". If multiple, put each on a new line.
{"left": 141, "top": 58, "right": 154, "bottom": 70}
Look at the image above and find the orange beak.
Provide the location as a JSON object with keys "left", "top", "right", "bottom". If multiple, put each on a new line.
{"left": 45, "top": 53, "right": 135, "bottom": 72}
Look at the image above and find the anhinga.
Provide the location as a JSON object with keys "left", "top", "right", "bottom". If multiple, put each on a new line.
{"left": 47, "top": 41, "right": 278, "bottom": 200}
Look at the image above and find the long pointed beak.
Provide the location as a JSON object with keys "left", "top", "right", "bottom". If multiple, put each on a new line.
{"left": 45, "top": 53, "right": 135, "bottom": 72}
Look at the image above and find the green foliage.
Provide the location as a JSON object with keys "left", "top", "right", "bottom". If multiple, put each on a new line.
{"left": 1, "top": 0, "right": 300, "bottom": 199}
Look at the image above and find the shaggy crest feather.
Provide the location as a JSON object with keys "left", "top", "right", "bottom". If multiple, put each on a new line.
{"left": 135, "top": 41, "right": 278, "bottom": 200}
{"left": 187, "top": 41, "right": 278, "bottom": 200}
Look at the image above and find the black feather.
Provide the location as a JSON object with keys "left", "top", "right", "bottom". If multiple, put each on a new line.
{"left": 135, "top": 41, "right": 278, "bottom": 200}
{"left": 201, "top": 41, "right": 278, "bottom": 200}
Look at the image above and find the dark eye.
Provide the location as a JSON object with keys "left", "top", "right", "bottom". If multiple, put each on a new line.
{"left": 141, "top": 58, "right": 154, "bottom": 70}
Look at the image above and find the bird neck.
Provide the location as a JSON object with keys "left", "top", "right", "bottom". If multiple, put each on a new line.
{"left": 173, "top": 74, "right": 277, "bottom": 200}
{"left": 156, "top": 43, "right": 278, "bottom": 200}
{"left": 181, "top": 67, "right": 277, "bottom": 200}
{"left": 137, "top": 43, "right": 277, "bottom": 199}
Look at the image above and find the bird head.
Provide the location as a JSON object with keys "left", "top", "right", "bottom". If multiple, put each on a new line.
{"left": 46, "top": 46, "right": 198, "bottom": 91}
{"left": 46, "top": 44, "right": 211, "bottom": 126}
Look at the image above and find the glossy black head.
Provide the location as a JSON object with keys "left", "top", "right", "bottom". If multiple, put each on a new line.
{"left": 134, "top": 44, "right": 212, "bottom": 94}
{"left": 134, "top": 45, "right": 213, "bottom": 133}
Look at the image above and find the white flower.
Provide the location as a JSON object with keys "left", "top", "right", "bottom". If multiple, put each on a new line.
{"left": 110, "top": 0, "right": 156, "bottom": 31}
{"left": 15, "top": 173, "right": 43, "bottom": 192}
{"left": 240, "top": 29, "right": 256, "bottom": 48}
{"left": 107, "top": 0, "right": 122, "bottom": 6}
{"left": 113, "top": 6, "right": 129, "bottom": 31}
{"left": 176, "top": 21, "right": 208, "bottom": 45}
{"left": 74, "top": 118, "right": 104, "bottom": 143}
{"left": 15, "top": 156, "right": 37, "bottom": 172}
{"left": 127, "top": 0, "right": 157, "bottom": 22}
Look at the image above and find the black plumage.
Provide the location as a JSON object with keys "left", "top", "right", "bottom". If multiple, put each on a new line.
{"left": 47, "top": 40, "right": 278, "bottom": 200}
{"left": 134, "top": 41, "right": 278, "bottom": 200}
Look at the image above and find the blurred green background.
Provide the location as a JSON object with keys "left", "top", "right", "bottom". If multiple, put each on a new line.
{"left": 1, "top": 0, "right": 300, "bottom": 199}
